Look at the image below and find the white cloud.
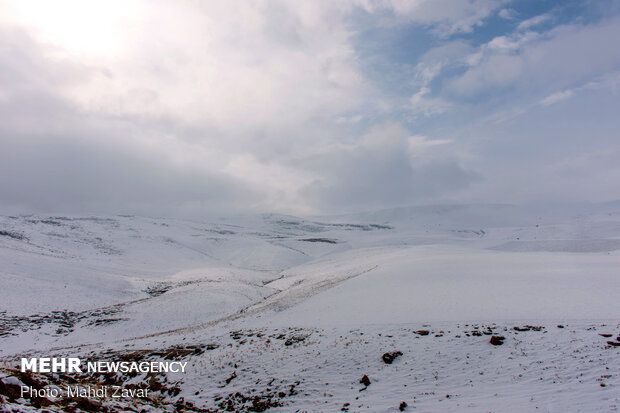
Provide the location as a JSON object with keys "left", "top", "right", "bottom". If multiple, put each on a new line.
{"left": 498, "top": 8, "right": 517, "bottom": 20}
{"left": 410, "top": 87, "right": 451, "bottom": 117}
{"left": 448, "top": 17, "right": 620, "bottom": 97}
{"left": 540, "top": 90, "right": 574, "bottom": 106}
{"left": 358, "top": 0, "right": 506, "bottom": 35}
{"left": 407, "top": 135, "right": 452, "bottom": 157}
{"left": 3, "top": 1, "right": 368, "bottom": 139}
{"left": 517, "top": 13, "right": 552, "bottom": 31}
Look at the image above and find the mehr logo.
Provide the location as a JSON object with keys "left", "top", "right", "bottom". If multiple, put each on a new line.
{"left": 21, "top": 357, "right": 188, "bottom": 373}
{"left": 21, "top": 358, "right": 82, "bottom": 373}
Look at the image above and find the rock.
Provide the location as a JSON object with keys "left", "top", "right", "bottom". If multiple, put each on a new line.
{"left": 74, "top": 397, "right": 103, "bottom": 412}
{"left": 382, "top": 351, "right": 403, "bottom": 364}
{"left": 399, "top": 401, "right": 408, "bottom": 411}
{"left": 415, "top": 330, "right": 430, "bottom": 336}
{"left": 557, "top": 325, "right": 565, "bottom": 328}
{"left": 360, "top": 375, "right": 371, "bottom": 386}
{"left": 490, "top": 336, "right": 505, "bottom": 346}
{"left": 600, "top": 334, "right": 612, "bottom": 338}
{"left": 0, "top": 376, "right": 23, "bottom": 399}
{"left": 225, "top": 371, "right": 237, "bottom": 385}
{"left": 607, "top": 341, "right": 620, "bottom": 347}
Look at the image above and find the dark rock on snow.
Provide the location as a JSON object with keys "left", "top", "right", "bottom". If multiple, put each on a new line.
{"left": 490, "top": 336, "right": 505, "bottom": 346}
{"left": 382, "top": 351, "right": 403, "bottom": 364}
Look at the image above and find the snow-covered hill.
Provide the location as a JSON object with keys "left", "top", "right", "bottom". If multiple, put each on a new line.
{"left": 1, "top": 204, "right": 619, "bottom": 411}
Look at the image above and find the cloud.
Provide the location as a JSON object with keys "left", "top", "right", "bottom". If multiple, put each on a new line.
{"left": 448, "top": 17, "right": 620, "bottom": 98}
{"left": 410, "top": 87, "right": 451, "bottom": 117}
{"left": 298, "top": 124, "right": 477, "bottom": 211}
{"left": 516, "top": 13, "right": 552, "bottom": 31}
{"left": 408, "top": 135, "right": 452, "bottom": 157}
{"left": 0, "top": 1, "right": 373, "bottom": 214}
{"left": 498, "top": 8, "right": 517, "bottom": 20}
{"left": 361, "top": 0, "right": 506, "bottom": 36}
{"left": 414, "top": 40, "right": 474, "bottom": 84}
{"left": 540, "top": 90, "right": 574, "bottom": 106}
{"left": 1, "top": 1, "right": 619, "bottom": 215}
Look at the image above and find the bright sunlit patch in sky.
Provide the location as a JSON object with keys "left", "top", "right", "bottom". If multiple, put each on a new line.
{"left": 2, "top": 0, "right": 141, "bottom": 58}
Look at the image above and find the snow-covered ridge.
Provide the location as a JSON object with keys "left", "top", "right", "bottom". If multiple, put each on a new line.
{"left": 1, "top": 204, "right": 619, "bottom": 411}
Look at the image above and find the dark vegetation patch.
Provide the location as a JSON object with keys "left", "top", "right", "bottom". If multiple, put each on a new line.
{"left": 206, "top": 229, "right": 236, "bottom": 235}
{"left": 270, "top": 217, "right": 393, "bottom": 234}
{"left": 230, "top": 328, "right": 315, "bottom": 347}
{"left": 0, "top": 304, "right": 128, "bottom": 338}
{"left": 299, "top": 238, "right": 338, "bottom": 244}
{"left": 0, "top": 310, "right": 84, "bottom": 338}
{"left": 317, "top": 222, "right": 392, "bottom": 231}
{"left": 0, "top": 230, "right": 27, "bottom": 240}
{"left": 145, "top": 279, "right": 206, "bottom": 297}
{"left": 218, "top": 390, "right": 283, "bottom": 412}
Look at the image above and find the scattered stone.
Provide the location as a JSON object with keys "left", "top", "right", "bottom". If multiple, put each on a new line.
{"left": 360, "top": 375, "right": 371, "bottom": 387}
{"left": 382, "top": 351, "right": 403, "bottom": 364}
{"left": 607, "top": 341, "right": 620, "bottom": 347}
{"left": 399, "top": 401, "right": 408, "bottom": 411}
{"left": 225, "top": 371, "right": 237, "bottom": 385}
{"left": 599, "top": 334, "right": 612, "bottom": 338}
{"left": 490, "top": 336, "right": 505, "bottom": 346}
{"left": 415, "top": 330, "right": 430, "bottom": 336}
{"left": 0, "top": 376, "right": 23, "bottom": 399}
{"left": 285, "top": 336, "right": 307, "bottom": 346}
{"left": 557, "top": 325, "right": 565, "bottom": 328}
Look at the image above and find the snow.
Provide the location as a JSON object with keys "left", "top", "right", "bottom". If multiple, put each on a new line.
{"left": 1, "top": 204, "right": 619, "bottom": 411}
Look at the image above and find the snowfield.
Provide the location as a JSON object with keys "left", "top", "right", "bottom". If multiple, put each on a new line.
{"left": 1, "top": 204, "right": 619, "bottom": 412}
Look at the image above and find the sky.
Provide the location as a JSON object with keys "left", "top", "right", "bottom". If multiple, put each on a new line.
{"left": 1, "top": 0, "right": 619, "bottom": 216}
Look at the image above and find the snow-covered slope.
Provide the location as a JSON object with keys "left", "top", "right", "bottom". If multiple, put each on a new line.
{"left": 1, "top": 204, "right": 619, "bottom": 411}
